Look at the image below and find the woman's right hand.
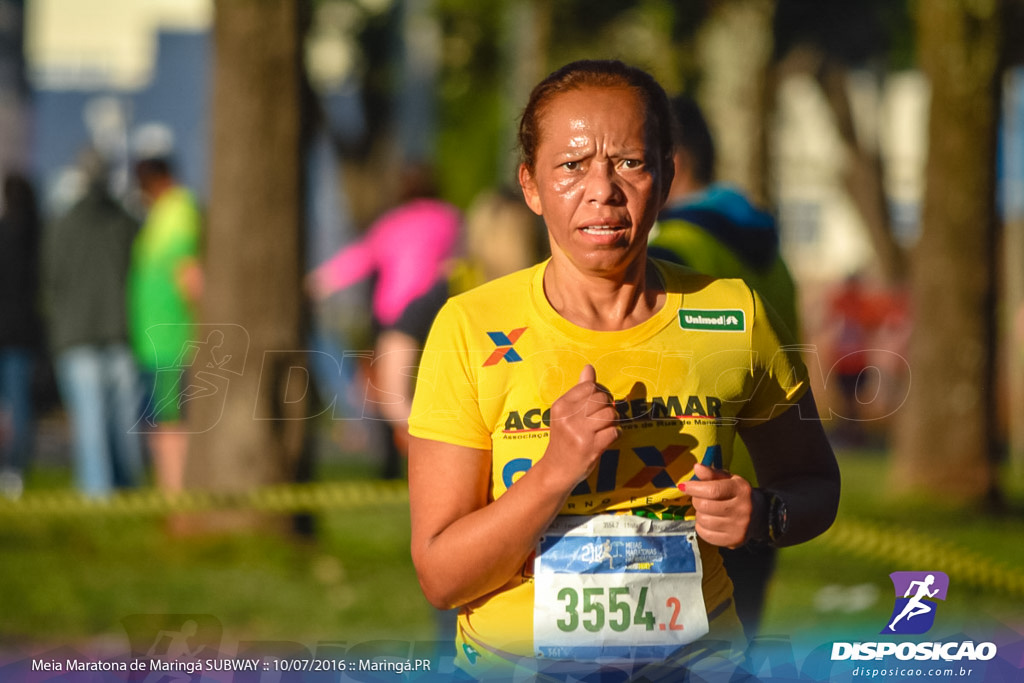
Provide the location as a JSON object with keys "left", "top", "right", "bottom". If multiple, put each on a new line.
{"left": 410, "top": 365, "right": 619, "bottom": 609}
{"left": 541, "top": 364, "right": 620, "bottom": 491}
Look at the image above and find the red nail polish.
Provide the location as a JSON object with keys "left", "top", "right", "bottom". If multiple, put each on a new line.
{"left": 677, "top": 483, "right": 687, "bottom": 492}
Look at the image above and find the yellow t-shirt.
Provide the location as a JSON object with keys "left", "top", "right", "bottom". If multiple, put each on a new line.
{"left": 408, "top": 258, "right": 808, "bottom": 674}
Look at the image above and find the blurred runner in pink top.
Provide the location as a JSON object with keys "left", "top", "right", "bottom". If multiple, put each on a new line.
{"left": 308, "top": 166, "right": 461, "bottom": 328}
{"left": 306, "top": 164, "right": 461, "bottom": 480}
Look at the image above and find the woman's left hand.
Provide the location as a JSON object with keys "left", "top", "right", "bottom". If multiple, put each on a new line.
{"left": 681, "top": 463, "right": 754, "bottom": 548}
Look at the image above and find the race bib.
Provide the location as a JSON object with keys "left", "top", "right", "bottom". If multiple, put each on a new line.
{"left": 533, "top": 514, "right": 709, "bottom": 662}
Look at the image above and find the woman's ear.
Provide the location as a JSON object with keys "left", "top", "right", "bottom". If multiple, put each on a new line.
{"left": 518, "top": 163, "right": 543, "bottom": 216}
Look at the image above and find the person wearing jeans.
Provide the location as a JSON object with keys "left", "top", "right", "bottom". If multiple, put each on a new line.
{"left": 43, "top": 150, "right": 145, "bottom": 497}
{"left": 0, "top": 349, "right": 34, "bottom": 497}
{"left": 56, "top": 344, "right": 143, "bottom": 496}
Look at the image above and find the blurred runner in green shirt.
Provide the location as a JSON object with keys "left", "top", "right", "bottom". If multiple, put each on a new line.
{"left": 128, "top": 156, "right": 202, "bottom": 493}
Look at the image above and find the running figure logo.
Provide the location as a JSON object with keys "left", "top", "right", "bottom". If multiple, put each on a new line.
{"left": 882, "top": 571, "right": 949, "bottom": 635}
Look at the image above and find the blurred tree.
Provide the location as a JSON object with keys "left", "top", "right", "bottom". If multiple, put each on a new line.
{"left": 434, "top": 0, "right": 508, "bottom": 202}
{"left": 773, "top": 0, "right": 913, "bottom": 285}
{"left": 1006, "top": 0, "right": 1024, "bottom": 479}
{"left": 697, "top": 0, "right": 776, "bottom": 207}
{"left": 543, "top": 0, "right": 691, "bottom": 90}
{"left": 185, "top": 0, "right": 310, "bottom": 531}
{"left": 336, "top": 1, "right": 404, "bottom": 228}
{"left": 434, "top": 0, "right": 698, "bottom": 204}
{"left": 497, "top": 0, "right": 549, "bottom": 182}
{"left": 891, "top": 0, "right": 1004, "bottom": 507}
{"left": 397, "top": 0, "right": 441, "bottom": 164}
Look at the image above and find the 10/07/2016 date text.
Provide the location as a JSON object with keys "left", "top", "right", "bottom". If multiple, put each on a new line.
{"left": 270, "top": 658, "right": 433, "bottom": 673}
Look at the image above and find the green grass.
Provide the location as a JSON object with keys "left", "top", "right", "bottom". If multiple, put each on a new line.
{"left": 0, "top": 455, "right": 436, "bottom": 655}
{"left": 2, "top": 445, "right": 1023, "bottom": 661}
{"left": 0, "top": 507, "right": 435, "bottom": 651}
{"left": 760, "top": 449, "right": 1024, "bottom": 644}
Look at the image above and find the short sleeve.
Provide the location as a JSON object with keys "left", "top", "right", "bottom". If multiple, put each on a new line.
{"left": 737, "top": 287, "right": 809, "bottom": 426}
{"left": 408, "top": 300, "right": 492, "bottom": 449}
{"left": 165, "top": 194, "right": 202, "bottom": 262}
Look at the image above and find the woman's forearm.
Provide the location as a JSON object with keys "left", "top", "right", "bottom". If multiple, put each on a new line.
{"left": 410, "top": 444, "right": 574, "bottom": 609}
{"left": 741, "top": 390, "right": 841, "bottom": 547}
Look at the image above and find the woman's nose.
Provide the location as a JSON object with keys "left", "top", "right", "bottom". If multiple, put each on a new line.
{"left": 583, "top": 162, "right": 624, "bottom": 205}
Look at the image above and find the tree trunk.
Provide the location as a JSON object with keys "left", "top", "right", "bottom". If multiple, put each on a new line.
{"left": 891, "top": 0, "right": 1003, "bottom": 506}
{"left": 696, "top": 0, "right": 775, "bottom": 206}
{"left": 815, "top": 53, "right": 908, "bottom": 285}
{"left": 1005, "top": 69, "right": 1024, "bottom": 482}
{"left": 184, "top": 0, "right": 308, "bottom": 531}
{"left": 500, "top": 0, "right": 550, "bottom": 179}
{"left": 397, "top": 0, "right": 441, "bottom": 164}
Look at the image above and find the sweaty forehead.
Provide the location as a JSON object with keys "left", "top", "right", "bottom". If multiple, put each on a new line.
{"left": 536, "top": 85, "right": 648, "bottom": 142}
{"left": 541, "top": 84, "right": 641, "bottom": 117}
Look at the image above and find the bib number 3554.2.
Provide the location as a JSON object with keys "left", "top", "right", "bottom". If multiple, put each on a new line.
{"left": 533, "top": 515, "right": 709, "bottom": 662}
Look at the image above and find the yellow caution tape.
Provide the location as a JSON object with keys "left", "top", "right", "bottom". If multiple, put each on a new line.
{"left": 815, "top": 516, "right": 1024, "bottom": 599}
{"left": 3, "top": 484, "right": 1023, "bottom": 599}
{"left": 0, "top": 480, "right": 409, "bottom": 517}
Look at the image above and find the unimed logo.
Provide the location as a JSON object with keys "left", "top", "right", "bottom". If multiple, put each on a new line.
{"left": 677, "top": 309, "right": 745, "bottom": 332}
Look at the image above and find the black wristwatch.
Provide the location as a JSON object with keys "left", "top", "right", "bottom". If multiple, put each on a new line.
{"left": 767, "top": 492, "right": 789, "bottom": 544}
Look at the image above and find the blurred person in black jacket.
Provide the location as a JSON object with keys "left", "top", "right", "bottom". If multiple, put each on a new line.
{"left": 42, "top": 150, "right": 145, "bottom": 497}
{"left": 0, "top": 173, "right": 43, "bottom": 498}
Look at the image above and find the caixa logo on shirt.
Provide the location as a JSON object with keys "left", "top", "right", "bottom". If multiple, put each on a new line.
{"left": 483, "top": 328, "right": 527, "bottom": 366}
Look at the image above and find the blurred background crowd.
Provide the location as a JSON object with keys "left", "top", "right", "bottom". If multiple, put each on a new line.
{"left": 2, "top": 0, "right": 1024, "bottom": 667}
{"left": 1, "top": 0, "right": 1023, "bottom": 514}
